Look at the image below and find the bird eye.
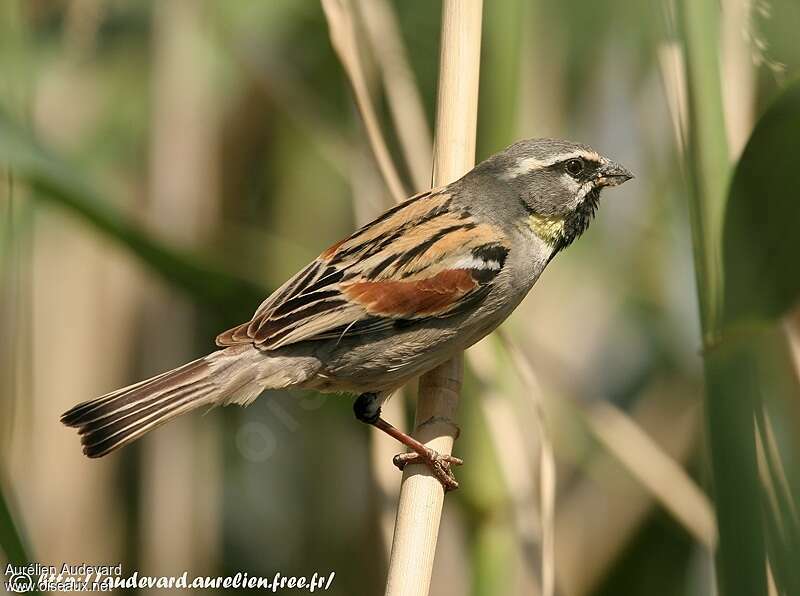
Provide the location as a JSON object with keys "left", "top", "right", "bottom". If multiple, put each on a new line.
{"left": 565, "top": 158, "right": 584, "bottom": 177}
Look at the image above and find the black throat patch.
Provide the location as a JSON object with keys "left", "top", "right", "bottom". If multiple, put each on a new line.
{"left": 552, "top": 188, "right": 601, "bottom": 255}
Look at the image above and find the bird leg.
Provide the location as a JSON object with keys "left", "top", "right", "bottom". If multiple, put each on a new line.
{"left": 353, "top": 392, "right": 463, "bottom": 491}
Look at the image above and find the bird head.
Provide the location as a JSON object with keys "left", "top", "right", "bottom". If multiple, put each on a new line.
{"left": 483, "top": 138, "right": 633, "bottom": 252}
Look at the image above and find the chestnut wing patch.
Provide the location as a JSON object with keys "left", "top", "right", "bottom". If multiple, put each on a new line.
{"left": 216, "top": 188, "right": 509, "bottom": 351}
{"left": 342, "top": 269, "right": 478, "bottom": 317}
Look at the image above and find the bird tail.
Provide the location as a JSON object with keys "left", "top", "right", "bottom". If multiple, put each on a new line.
{"left": 61, "top": 346, "right": 269, "bottom": 458}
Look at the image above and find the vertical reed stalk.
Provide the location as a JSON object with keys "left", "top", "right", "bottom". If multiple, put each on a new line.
{"left": 320, "top": 0, "right": 408, "bottom": 203}
{"left": 141, "top": 0, "right": 221, "bottom": 583}
{"left": 676, "top": 0, "right": 767, "bottom": 593}
{"left": 677, "top": 0, "right": 728, "bottom": 338}
{"left": 384, "top": 2, "right": 482, "bottom": 595}
{"left": 357, "top": 0, "right": 433, "bottom": 191}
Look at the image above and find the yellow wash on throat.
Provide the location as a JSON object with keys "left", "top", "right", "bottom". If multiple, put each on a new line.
{"left": 528, "top": 214, "right": 565, "bottom": 246}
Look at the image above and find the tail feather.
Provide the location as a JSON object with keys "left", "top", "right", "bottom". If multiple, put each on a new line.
{"left": 61, "top": 358, "right": 208, "bottom": 428}
{"left": 76, "top": 381, "right": 214, "bottom": 445}
{"left": 78, "top": 385, "right": 218, "bottom": 457}
{"left": 61, "top": 348, "right": 264, "bottom": 458}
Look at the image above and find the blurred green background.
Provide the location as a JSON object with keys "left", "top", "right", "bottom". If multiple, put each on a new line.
{"left": 1, "top": 1, "right": 799, "bottom": 595}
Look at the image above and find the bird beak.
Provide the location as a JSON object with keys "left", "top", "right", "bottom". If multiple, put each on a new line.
{"left": 596, "top": 160, "right": 634, "bottom": 187}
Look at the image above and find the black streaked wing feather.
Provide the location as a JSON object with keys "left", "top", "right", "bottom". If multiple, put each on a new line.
{"left": 216, "top": 189, "right": 509, "bottom": 350}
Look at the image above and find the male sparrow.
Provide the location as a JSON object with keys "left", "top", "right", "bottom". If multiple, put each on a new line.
{"left": 62, "top": 138, "right": 632, "bottom": 489}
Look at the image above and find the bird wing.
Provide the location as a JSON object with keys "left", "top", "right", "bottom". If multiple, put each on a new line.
{"left": 216, "top": 189, "right": 510, "bottom": 351}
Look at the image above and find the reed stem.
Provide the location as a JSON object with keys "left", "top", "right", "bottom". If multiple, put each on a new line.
{"left": 384, "top": 2, "right": 483, "bottom": 595}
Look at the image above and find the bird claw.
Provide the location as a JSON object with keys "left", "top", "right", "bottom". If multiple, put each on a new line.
{"left": 392, "top": 448, "right": 464, "bottom": 491}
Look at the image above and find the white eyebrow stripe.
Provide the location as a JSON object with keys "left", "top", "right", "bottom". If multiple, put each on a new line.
{"left": 501, "top": 150, "right": 603, "bottom": 179}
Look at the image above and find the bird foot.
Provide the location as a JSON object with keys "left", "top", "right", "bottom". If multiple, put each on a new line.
{"left": 392, "top": 449, "right": 464, "bottom": 491}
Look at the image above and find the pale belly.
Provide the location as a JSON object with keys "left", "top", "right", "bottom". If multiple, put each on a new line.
{"left": 302, "top": 299, "right": 516, "bottom": 396}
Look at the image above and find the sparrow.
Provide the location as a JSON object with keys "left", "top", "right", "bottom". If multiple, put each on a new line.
{"left": 61, "top": 138, "right": 632, "bottom": 490}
